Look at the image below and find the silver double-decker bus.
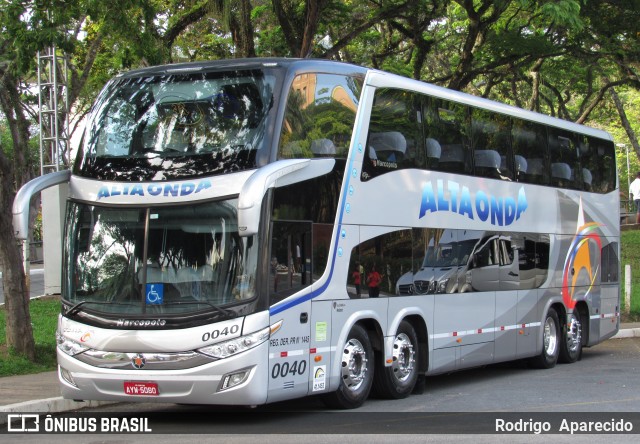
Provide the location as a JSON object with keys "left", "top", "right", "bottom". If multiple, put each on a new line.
{"left": 13, "top": 58, "right": 619, "bottom": 408}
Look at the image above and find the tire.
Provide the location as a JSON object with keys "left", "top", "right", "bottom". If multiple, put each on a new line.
{"left": 373, "top": 320, "right": 419, "bottom": 399}
{"left": 529, "top": 307, "right": 560, "bottom": 369}
{"left": 322, "top": 324, "right": 374, "bottom": 409}
{"left": 559, "top": 310, "right": 582, "bottom": 363}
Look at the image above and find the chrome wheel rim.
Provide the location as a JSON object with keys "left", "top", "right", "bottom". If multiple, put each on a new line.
{"left": 566, "top": 313, "right": 582, "bottom": 354}
{"left": 341, "top": 338, "right": 368, "bottom": 392}
{"left": 543, "top": 315, "right": 558, "bottom": 357}
{"left": 391, "top": 333, "right": 415, "bottom": 383}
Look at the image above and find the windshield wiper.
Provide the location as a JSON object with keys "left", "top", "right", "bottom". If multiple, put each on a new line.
{"left": 66, "top": 300, "right": 236, "bottom": 319}
{"left": 65, "top": 300, "right": 137, "bottom": 317}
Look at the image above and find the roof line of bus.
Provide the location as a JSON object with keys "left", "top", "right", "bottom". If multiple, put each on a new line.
{"left": 114, "top": 58, "right": 369, "bottom": 78}
{"left": 114, "top": 57, "right": 611, "bottom": 141}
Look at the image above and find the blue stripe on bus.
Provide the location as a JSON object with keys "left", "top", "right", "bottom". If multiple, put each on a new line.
{"left": 269, "top": 140, "right": 361, "bottom": 316}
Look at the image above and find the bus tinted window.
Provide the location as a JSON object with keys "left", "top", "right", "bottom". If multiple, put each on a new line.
{"left": 361, "top": 88, "right": 422, "bottom": 180}
{"left": 269, "top": 221, "right": 312, "bottom": 304}
{"left": 278, "top": 73, "right": 361, "bottom": 159}
{"left": 548, "top": 128, "right": 581, "bottom": 189}
{"left": 511, "top": 119, "right": 549, "bottom": 185}
{"left": 347, "top": 228, "right": 551, "bottom": 297}
{"left": 64, "top": 200, "right": 258, "bottom": 316}
{"left": 601, "top": 242, "right": 619, "bottom": 283}
{"left": 471, "top": 109, "right": 513, "bottom": 180}
{"left": 585, "top": 136, "right": 616, "bottom": 193}
{"left": 347, "top": 229, "right": 414, "bottom": 298}
{"left": 76, "top": 70, "right": 275, "bottom": 181}
{"left": 424, "top": 99, "right": 472, "bottom": 175}
{"left": 360, "top": 88, "right": 614, "bottom": 194}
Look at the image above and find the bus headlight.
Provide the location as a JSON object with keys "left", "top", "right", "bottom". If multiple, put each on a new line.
{"left": 56, "top": 333, "right": 90, "bottom": 356}
{"left": 198, "top": 326, "right": 271, "bottom": 359}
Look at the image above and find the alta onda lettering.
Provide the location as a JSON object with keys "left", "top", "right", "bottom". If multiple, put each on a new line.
{"left": 419, "top": 179, "right": 528, "bottom": 226}
{"left": 97, "top": 180, "right": 212, "bottom": 200}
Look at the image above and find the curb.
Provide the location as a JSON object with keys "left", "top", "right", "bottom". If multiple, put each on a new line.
{"left": 0, "top": 398, "right": 116, "bottom": 425}
{"left": 612, "top": 328, "right": 640, "bottom": 338}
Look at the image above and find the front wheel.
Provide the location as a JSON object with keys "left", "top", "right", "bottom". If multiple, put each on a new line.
{"left": 322, "top": 324, "right": 374, "bottom": 409}
{"left": 559, "top": 311, "right": 582, "bottom": 363}
{"left": 373, "top": 321, "right": 419, "bottom": 399}
{"left": 529, "top": 307, "right": 560, "bottom": 369}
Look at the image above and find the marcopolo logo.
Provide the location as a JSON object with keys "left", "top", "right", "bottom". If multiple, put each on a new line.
{"left": 419, "top": 179, "right": 528, "bottom": 226}
{"left": 116, "top": 319, "right": 167, "bottom": 328}
{"left": 97, "top": 179, "right": 212, "bottom": 200}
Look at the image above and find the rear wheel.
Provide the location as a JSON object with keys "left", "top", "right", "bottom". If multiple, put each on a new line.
{"left": 559, "top": 310, "right": 582, "bottom": 363}
{"left": 529, "top": 307, "right": 560, "bottom": 369}
{"left": 322, "top": 324, "right": 374, "bottom": 409}
{"left": 373, "top": 320, "right": 419, "bottom": 399}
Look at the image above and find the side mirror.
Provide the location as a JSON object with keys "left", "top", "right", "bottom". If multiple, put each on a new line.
{"left": 237, "top": 159, "right": 335, "bottom": 236}
{"left": 12, "top": 170, "right": 71, "bottom": 240}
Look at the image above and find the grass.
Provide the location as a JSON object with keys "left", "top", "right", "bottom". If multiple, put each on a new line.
{"left": 0, "top": 296, "right": 59, "bottom": 376}
{"left": 621, "top": 230, "right": 640, "bottom": 321}
{"left": 0, "top": 232, "right": 639, "bottom": 377}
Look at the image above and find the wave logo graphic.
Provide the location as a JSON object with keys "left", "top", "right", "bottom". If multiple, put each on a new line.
{"left": 561, "top": 198, "right": 602, "bottom": 309}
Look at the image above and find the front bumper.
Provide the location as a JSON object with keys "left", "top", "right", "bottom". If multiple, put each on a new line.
{"left": 57, "top": 341, "right": 269, "bottom": 405}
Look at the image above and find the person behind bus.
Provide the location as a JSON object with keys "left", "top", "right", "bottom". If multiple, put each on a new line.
{"left": 630, "top": 172, "right": 640, "bottom": 224}
{"left": 367, "top": 264, "right": 383, "bottom": 298}
{"left": 352, "top": 261, "right": 362, "bottom": 297}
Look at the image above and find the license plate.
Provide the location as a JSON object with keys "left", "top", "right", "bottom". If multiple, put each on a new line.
{"left": 124, "top": 381, "right": 159, "bottom": 396}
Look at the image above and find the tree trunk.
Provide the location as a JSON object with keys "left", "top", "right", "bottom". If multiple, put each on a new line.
{"left": 230, "top": 0, "right": 256, "bottom": 58}
{"left": 0, "top": 155, "right": 35, "bottom": 360}
{"left": 610, "top": 86, "right": 640, "bottom": 160}
{"left": 0, "top": 70, "right": 36, "bottom": 360}
{"left": 272, "top": 0, "right": 326, "bottom": 58}
{"left": 272, "top": 0, "right": 301, "bottom": 56}
{"left": 299, "top": 0, "right": 321, "bottom": 58}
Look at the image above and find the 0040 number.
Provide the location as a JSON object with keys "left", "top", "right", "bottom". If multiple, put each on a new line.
{"left": 201, "top": 324, "right": 240, "bottom": 342}
{"left": 271, "top": 360, "right": 307, "bottom": 379}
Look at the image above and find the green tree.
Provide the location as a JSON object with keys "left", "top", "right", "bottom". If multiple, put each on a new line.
{"left": 0, "top": 0, "right": 169, "bottom": 360}
{"left": 0, "top": 0, "right": 61, "bottom": 360}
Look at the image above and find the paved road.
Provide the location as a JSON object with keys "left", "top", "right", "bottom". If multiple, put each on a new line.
{"left": 0, "top": 267, "right": 45, "bottom": 305}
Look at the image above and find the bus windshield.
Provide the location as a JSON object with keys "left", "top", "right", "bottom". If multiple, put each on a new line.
{"left": 63, "top": 199, "right": 258, "bottom": 317}
{"left": 75, "top": 70, "right": 276, "bottom": 181}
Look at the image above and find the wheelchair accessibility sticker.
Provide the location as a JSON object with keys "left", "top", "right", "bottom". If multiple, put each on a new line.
{"left": 146, "top": 284, "right": 164, "bottom": 305}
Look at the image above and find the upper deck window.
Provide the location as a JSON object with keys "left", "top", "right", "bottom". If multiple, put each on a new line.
{"left": 75, "top": 70, "right": 276, "bottom": 181}
{"left": 278, "top": 73, "right": 362, "bottom": 159}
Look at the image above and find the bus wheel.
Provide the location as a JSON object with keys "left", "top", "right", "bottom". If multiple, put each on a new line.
{"left": 322, "top": 324, "right": 374, "bottom": 409}
{"left": 529, "top": 307, "right": 560, "bottom": 369}
{"left": 559, "top": 311, "right": 582, "bottom": 363}
{"left": 373, "top": 320, "right": 419, "bottom": 399}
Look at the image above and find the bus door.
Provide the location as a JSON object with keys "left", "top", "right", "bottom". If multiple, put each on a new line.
{"left": 267, "top": 220, "right": 312, "bottom": 403}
